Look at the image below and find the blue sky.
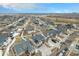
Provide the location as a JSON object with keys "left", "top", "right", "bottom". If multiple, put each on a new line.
{"left": 0, "top": 3, "right": 79, "bottom": 13}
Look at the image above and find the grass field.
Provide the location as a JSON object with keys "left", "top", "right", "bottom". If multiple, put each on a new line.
{"left": 46, "top": 16, "right": 79, "bottom": 24}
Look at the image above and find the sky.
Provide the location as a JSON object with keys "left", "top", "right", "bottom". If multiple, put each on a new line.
{"left": 0, "top": 3, "right": 79, "bottom": 13}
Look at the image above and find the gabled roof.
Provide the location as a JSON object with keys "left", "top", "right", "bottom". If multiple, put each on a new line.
{"left": 14, "top": 39, "right": 34, "bottom": 55}
{"left": 32, "top": 34, "right": 44, "bottom": 44}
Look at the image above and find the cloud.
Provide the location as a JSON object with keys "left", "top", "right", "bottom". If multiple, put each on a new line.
{"left": 0, "top": 3, "right": 37, "bottom": 10}
{"left": 54, "top": 9, "right": 71, "bottom": 13}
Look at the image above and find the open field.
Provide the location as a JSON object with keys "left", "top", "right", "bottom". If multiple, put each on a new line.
{"left": 46, "top": 16, "right": 79, "bottom": 24}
